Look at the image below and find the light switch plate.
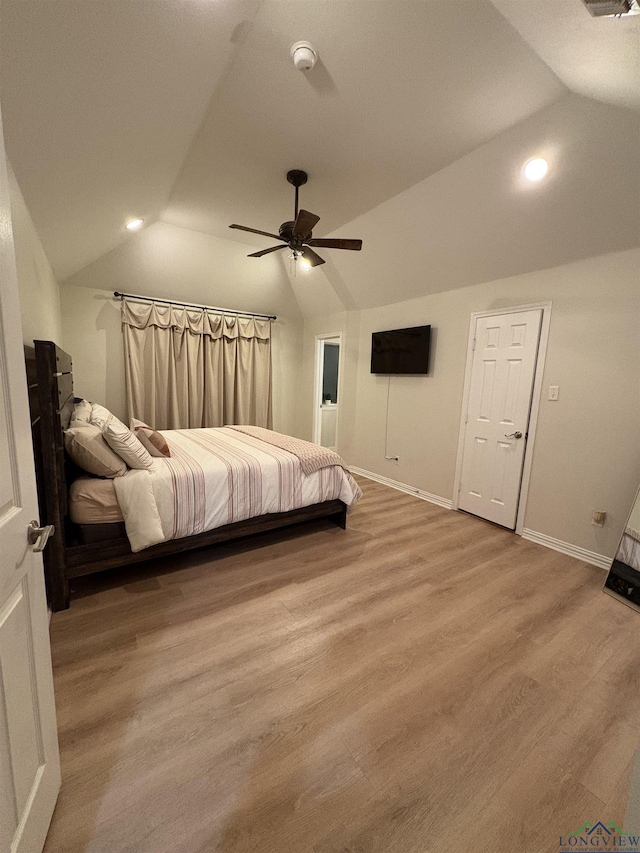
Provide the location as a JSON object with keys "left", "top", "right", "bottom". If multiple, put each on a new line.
{"left": 548, "top": 385, "right": 559, "bottom": 401}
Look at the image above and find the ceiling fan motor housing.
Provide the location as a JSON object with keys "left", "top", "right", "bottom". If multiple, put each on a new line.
{"left": 279, "top": 220, "right": 312, "bottom": 244}
{"left": 279, "top": 221, "right": 295, "bottom": 242}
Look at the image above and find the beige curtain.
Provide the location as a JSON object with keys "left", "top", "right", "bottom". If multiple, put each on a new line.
{"left": 122, "top": 299, "right": 272, "bottom": 430}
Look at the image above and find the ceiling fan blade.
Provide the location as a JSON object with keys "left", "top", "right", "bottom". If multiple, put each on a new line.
{"left": 293, "top": 209, "right": 320, "bottom": 238}
{"left": 230, "top": 224, "right": 283, "bottom": 241}
{"left": 301, "top": 247, "right": 325, "bottom": 267}
{"left": 306, "top": 238, "right": 363, "bottom": 251}
{"left": 248, "top": 245, "right": 288, "bottom": 258}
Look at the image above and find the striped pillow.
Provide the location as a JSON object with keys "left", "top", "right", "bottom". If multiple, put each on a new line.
{"left": 130, "top": 418, "right": 171, "bottom": 458}
{"left": 102, "top": 415, "right": 153, "bottom": 469}
{"left": 89, "top": 402, "right": 117, "bottom": 431}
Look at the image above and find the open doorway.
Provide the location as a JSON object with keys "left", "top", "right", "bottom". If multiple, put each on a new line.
{"left": 313, "top": 334, "right": 342, "bottom": 451}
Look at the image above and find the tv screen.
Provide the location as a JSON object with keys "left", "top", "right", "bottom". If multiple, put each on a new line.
{"left": 371, "top": 325, "right": 431, "bottom": 375}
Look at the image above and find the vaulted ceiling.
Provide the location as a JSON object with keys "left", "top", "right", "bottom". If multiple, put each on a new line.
{"left": 491, "top": 0, "right": 640, "bottom": 111}
{"left": 1, "top": 0, "right": 638, "bottom": 311}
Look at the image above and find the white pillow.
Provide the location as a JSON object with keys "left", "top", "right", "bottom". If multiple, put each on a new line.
{"left": 89, "top": 402, "right": 116, "bottom": 431}
{"left": 102, "top": 415, "right": 153, "bottom": 469}
{"left": 69, "top": 398, "right": 92, "bottom": 428}
{"left": 64, "top": 424, "right": 127, "bottom": 478}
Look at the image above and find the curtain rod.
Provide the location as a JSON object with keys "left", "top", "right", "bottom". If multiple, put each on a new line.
{"left": 113, "top": 291, "right": 276, "bottom": 321}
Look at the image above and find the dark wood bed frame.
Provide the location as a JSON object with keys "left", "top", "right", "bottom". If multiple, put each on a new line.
{"left": 25, "top": 340, "right": 348, "bottom": 611}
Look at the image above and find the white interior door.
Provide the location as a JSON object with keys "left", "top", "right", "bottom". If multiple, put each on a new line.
{"left": 458, "top": 309, "right": 542, "bottom": 529}
{"left": 0, "top": 107, "right": 60, "bottom": 851}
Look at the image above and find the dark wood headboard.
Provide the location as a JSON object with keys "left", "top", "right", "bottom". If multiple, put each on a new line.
{"left": 24, "top": 340, "right": 74, "bottom": 610}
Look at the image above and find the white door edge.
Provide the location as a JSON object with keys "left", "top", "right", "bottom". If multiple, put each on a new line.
{"left": 452, "top": 301, "right": 552, "bottom": 536}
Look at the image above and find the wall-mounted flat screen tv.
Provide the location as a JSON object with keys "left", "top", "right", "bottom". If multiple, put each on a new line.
{"left": 371, "top": 325, "right": 431, "bottom": 374}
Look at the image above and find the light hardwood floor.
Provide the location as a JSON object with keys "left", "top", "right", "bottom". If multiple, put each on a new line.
{"left": 44, "top": 476, "right": 640, "bottom": 853}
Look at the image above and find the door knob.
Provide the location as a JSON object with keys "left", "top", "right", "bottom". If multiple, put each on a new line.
{"left": 27, "top": 520, "right": 55, "bottom": 552}
{"left": 504, "top": 431, "right": 523, "bottom": 439}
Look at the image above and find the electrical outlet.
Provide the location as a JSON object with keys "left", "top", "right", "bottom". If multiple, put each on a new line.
{"left": 548, "top": 385, "right": 559, "bottom": 401}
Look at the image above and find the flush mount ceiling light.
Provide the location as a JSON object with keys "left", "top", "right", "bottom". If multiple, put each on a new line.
{"left": 125, "top": 218, "right": 144, "bottom": 231}
{"left": 523, "top": 158, "right": 549, "bottom": 182}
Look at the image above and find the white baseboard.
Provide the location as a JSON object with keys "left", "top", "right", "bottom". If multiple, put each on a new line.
{"left": 521, "top": 528, "right": 612, "bottom": 570}
{"left": 349, "top": 466, "right": 452, "bottom": 510}
{"left": 350, "top": 466, "right": 612, "bottom": 570}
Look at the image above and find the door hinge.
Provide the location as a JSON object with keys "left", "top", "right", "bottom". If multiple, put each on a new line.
{"left": 472, "top": 338, "right": 476, "bottom": 351}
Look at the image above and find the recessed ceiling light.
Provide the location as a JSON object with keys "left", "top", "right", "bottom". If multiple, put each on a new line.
{"left": 125, "top": 218, "right": 144, "bottom": 231}
{"left": 523, "top": 158, "right": 549, "bottom": 182}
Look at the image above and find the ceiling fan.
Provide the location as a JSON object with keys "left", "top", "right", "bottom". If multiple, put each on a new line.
{"left": 229, "top": 170, "right": 362, "bottom": 268}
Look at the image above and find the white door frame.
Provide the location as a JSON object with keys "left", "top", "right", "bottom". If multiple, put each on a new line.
{"left": 313, "top": 333, "right": 343, "bottom": 447}
{"left": 452, "top": 302, "right": 552, "bottom": 535}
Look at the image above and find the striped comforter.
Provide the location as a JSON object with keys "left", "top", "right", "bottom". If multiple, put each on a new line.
{"left": 618, "top": 525, "right": 640, "bottom": 572}
{"left": 112, "top": 427, "right": 362, "bottom": 552}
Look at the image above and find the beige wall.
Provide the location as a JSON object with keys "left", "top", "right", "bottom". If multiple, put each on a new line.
{"left": 8, "top": 165, "right": 62, "bottom": 345}
{"left": 60, "top": 283, "right": 303, "bottom": 436}
{"left": 59, "top": 286, "right": 126, "bottom": 419}
{"left": 270, "top": 316, "right": 304, "bottom": 438}
{"left": 301, "top": 248, "right": 640, "bottom": 559}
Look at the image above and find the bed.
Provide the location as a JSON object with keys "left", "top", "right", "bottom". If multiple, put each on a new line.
{"left": 25, "top": 340, "right": 360, "bottom": 611}
{"left": 617, "top": 525, "right": 640, "bottom": 572}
